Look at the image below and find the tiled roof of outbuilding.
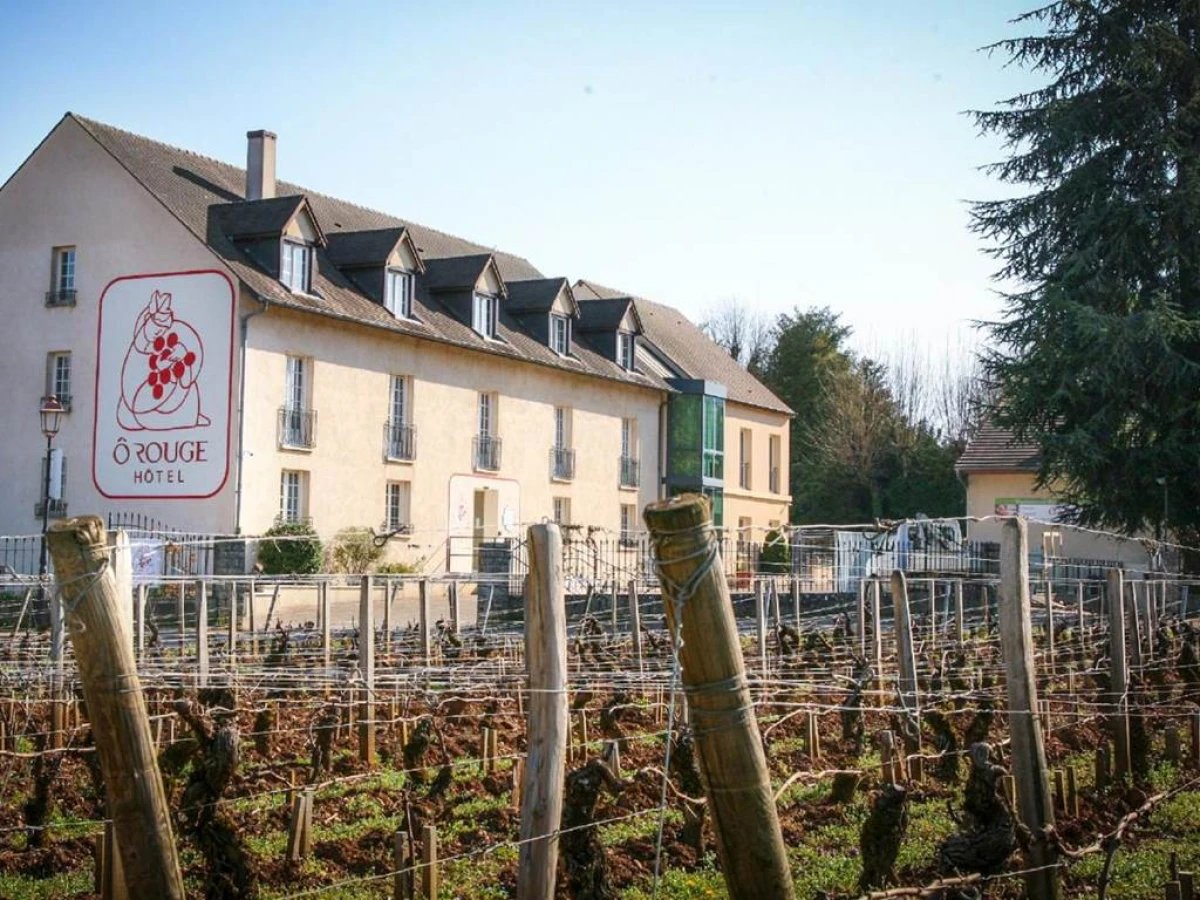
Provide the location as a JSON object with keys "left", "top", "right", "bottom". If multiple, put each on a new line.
{"left": 955, "top": 422, "right": 1040, "bottom": 472}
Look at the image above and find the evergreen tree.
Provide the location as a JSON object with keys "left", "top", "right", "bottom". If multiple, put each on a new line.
{"left": 973, "top": 1, "right": 1200, "bottom": 540}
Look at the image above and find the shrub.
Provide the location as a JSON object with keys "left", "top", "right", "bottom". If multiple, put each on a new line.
{"left": 257, "top": 522, "right": 323, "bottom": 575}
{"left": 759, "top": 529, "right": 791, "bottom": 574}
{"left": 326, "top": 527, "right": 385, "bottom": 574}
{"left": 376, "top": 560, "right": 422, "bottom": 575}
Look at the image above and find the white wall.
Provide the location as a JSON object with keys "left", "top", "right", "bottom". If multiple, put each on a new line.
{"left": 0, "top": 117, "right": 240, "bottom": 541}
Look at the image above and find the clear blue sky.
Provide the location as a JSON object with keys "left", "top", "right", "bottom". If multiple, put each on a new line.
{"left": 0, "top": 1, "right": 1037, "bottom": 354}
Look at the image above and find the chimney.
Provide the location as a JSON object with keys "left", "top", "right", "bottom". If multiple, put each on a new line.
{"left": 245, "top": 129, "right": 277, "bottom": 201}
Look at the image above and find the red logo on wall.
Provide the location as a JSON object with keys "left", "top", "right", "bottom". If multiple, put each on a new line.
{"left": 93, "top": 270, "right": 235, "bottom": 500}
{"left": 117, "top": 290, "right": 209, "bottom": 431}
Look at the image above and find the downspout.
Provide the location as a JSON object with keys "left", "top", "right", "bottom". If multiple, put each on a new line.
{"left": 233, "top": 294, "right": 270, "bottom": 534}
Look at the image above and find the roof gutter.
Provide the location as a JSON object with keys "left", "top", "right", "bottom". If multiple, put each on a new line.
{"left": 233, "top": 293, "right": 270, "bottom": 534}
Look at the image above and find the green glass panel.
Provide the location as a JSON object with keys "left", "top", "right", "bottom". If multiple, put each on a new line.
{"left": 668, "top": 394, "right": 702, "bottom": 478}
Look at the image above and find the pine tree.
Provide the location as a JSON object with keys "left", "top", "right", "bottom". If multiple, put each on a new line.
{"left": 973, "top": 1, "right": 1200, "bottom": 541}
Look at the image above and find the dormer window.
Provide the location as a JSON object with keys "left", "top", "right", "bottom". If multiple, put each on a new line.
{"left": 281, "top": 240, "right": 311, "bottom": 293}
{"left": 617, "top": 331, "right": 636, "bottom": 370}
{"left": 473, "top": 292, "right": 499, "bottom": 339}
{"left": 385, "top": 268, "right": 414, "bottom": 319}
{"left": 550, "top": 313, "right": 570, "bottom": 355}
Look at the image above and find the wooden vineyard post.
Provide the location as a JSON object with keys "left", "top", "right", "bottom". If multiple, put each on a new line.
{"left": 755, "top": 578, "right": 768, "bottom": 675}
{"left": 954, "top": 579, "right": 964, "bottom": 647}
{"left": 871, "top": 579, "right": 883, "bottom": 695}
{"left": 1045, "top": 577, "right": 1056, "bottom": 677}
{"left": 227, "top": 583, "right": 238, "bottom": 671}
{"left": 644, "top": 495, "right": 795, "bottom": 900}
{"left": 518, "top": 524, "right": 568, "bottom": 900}
{"left": 448, "top": 580, "right": 459, "bottom": 635}
{"left": 358, "top": 575, "right": 376, "bottom": 764}
{"left": 1107, "top": 568, "right": 1132, "bottom": 780}
{"left": 321, "top": 582, "right": 331, "bottom": 691}
{"left": 394, "top": 831, "right": 414, "bottom": 900}
{"left": 135, "top": 583, "right": 147, "bottom": 660}
{"left": 891, "top": 572, "right": 921, "bottom": 726}
{"left": 382, "top": 578, "right": 393, "bottom": 649}
{"left": 46, "top": 517, "right": 185, "bottom": 898}
{"left": 629, "top": 579, "right": 643, "bottom": 674}
{"left": 247, "top": 579, "right": 258, "bottom": 657}
{"left": 196, "top": 579, "right": 209, "bottom": 687}
{"left": 419, "top": 579, "right": 432, "bottom": 665}
{"left": 928, "top": 578, "right": 938, "bottom": 647}
{"left": 421, "top": 824, "right": 439, "bottom": 900}
{"left": 176, "top": 581, "right": 186, "bottom": 654}
{"left": 999, "top": 518, "right": 1060, "bottom": 900}
{"left": 856, "top": 580, "right": 867, "bottom": 657}
{"left": 791, "top": 575, "right": 801, "bottom": 631}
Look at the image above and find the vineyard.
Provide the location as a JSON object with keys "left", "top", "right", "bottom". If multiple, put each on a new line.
{"left": 0, "top": 507, "right": 1198, "bottom": 900}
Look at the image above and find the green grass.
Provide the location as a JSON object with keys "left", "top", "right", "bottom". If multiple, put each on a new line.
{"left": 0, "top": 869, "right": 94, "bottom": 900}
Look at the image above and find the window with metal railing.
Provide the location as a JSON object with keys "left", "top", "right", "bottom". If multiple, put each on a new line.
{"left": 278, "top": 406, "right": 316, "bottom": 449}
{"left": 46, "top": 247, "right": 76, "bottom": 307}
{"left": 549, "top": 446, "right": 575, "bottom": 481}
{"left": 384, "top": 420, "right": 416, "bottom": 461}
{"left": 619, "top": 454, "right": 640, "bottom": 488}
{"left": 474, "top": 433, "right": 502, "bottom": 471}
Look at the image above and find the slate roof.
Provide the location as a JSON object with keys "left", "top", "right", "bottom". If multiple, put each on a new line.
{"left": 955, "top": 422, "right": 1040, "bottom": 472}
{"left": 424, "top": 254, "right": 498, "bottom": 293}
{"left": 213, "top": 195, "right": 310, "bottom": 239}
{"left": 69, "top": 114, "right": 659, "bottom": 392}
{"left": 574, "top": 280, "right": 794, "bottom": 415}
{"left": 61, "top": 114, "right": 790, "bottom": 413}
{"left": 325, "top": 227, "right": 413, "bottom": 269}
{"left": 506, "top": 278, "right": 571, "bottom": 313}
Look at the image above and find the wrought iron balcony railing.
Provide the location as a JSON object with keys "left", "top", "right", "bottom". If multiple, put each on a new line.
{"left": 474, "top": 434, "right": 502, "bottom": 471}
{"left": 45, "top": 289, "right": 76, "bottom": 308}
{"left": 619, "top": 455, "right": 640, "bottom": 488}
{"left": 550, "top": 446, "right": 575, "bottom": 481}
{"left": 383, "top": 420, "right": 417, "bottom": 461}
{"left": 34, "top": 499, "right": 68, "bottom": 519}
{"left": 278, "top": 406, "right": 316, "bottom": 450}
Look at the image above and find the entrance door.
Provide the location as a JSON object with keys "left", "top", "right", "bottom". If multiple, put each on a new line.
{"left": 473, "top": 488, "right": 500, "bottom": 571}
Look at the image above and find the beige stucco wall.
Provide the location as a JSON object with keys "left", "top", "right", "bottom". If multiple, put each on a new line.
{"left": 0, "top": 117, "right": 241, "bottom": 539}
{"left": 723, "top": 400, "right": 791, "bottom": 533}
{"left": 963, "top": 470, "right": 1150, "bottom": 566}
{"left": 239, "top": 306, "right": 666, "bottom": 571}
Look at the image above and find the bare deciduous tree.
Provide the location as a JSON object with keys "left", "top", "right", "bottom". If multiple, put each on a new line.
{"left": 700, "top": 297, "right": 774, "bottom": 374}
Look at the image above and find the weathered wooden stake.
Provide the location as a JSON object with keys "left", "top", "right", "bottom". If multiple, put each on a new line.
{"left": 1107, "top": 568, "right": 1132, "bottom": 780}
{"left": 856, "top": 579, "right": 867, "bottom": 657}
{"left": 791, "top": 575, "right": 801, "bottom": 631}
{"left": 448, "top": 580, "right": 459, "bottom": 635}
{"left": 1066, "top": 766, "right": 1080, "bottom": 817}
{"left": 1096, "top": 743, "right": 1111, "bottom": 790}
{"left": 135, "top": 583, "right": 147, "bottom": 660}
{"left": 891, "top": 571, "right": 920, "bottom": 723}
{"left": 517, "top": 524, "right": 568, "bottom": 900}
{"left": 99, "top": 821, "right": 128, "bottom": 900}
{"left": 394, "top": 830, "right": 414, "bottom": 900}
{"left": 871, "top": 579, "right": 883, "bottom": 698}
{"left": 644, "top": 495, "right": 795, "bottom": 900}
{"left": 421, "top": 824, "right": 439, "bottom": 900}
{"left": 629, "top": 580, "right": 643, "bottom": 674}
{"left": 358, "top": 575, "right": 376, "bottom": 764}
{"left": 196, "top": 579, "right": 209, "bottom": 688}
{"left": 419, "top": 579, "right": 432, "bottom": 665}
{"left": 320, "top": 582, "right": 331, "bottom": 692}
{"left": 755, "top": 578, "right": 768, "bottom": 675}
{"left": 47, "top": 517, "right": 185, "bottom": 898}
{"left": 954, "top": 579, "right": 964, "bottom": 647}
{"left": 999, "top": 518, "right": 1059, "bottom": 900}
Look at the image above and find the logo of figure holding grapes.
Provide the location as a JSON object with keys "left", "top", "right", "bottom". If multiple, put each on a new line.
{"left": 116, "top": 290, "right": 208, "bottom": 432}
